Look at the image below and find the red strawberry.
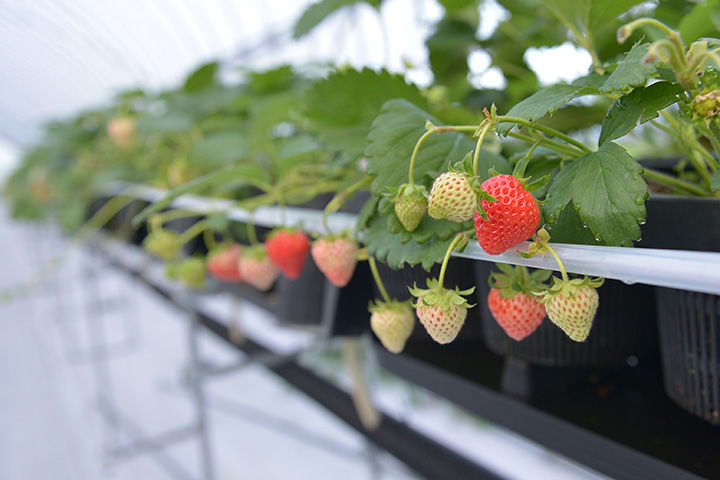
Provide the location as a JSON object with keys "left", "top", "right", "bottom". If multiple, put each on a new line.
{"left": 474, "top": 174, "right": 540, "bottom": 255}
{"left": 427, "top": 172, "right": 478, "bottom": 223}
{"left": 206, "top": 243, "right": 243, "bottom": 282}
{"left": 392, "top": 184, "right": 428, "bottom": 232}
{"left": 535, "top": 276, "right": 604, "bottom": 342}
{"left": 369, "top": 300, "right": 415, "bottom": 353}
{"left": 486, "top": 264, "right": 550, "bottom": 341}
{"left": 409, "top": 278, "right": 475, "bottom": 344}
{"left": 488, "top": 288, "right": 546, "bottom": 341}
{"left": 311, "top": 234, "right": 359, "bottom": 287}
{"left": 265, "top": 228, "right": 310, "bottom": 280}
{"left": 238, "top": 245, "right": 279, "bottom": 291}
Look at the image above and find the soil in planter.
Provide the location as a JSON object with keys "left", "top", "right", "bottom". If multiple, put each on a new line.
{"left": 657, "top": 287, "right": 720, "bottom": 426}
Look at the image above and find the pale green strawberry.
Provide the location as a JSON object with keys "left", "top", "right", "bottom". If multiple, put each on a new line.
{"left": 392, "top": 184, "right": 428, "bottom": 232}
{"left": 176, "top": 257, "right": 207, "bottom": 289}
{"left": 534, "top": 276, "right": 604, "bottom": 342}
{"left": 369, "top": 300, "right": 415, "bottom": 353}
{"left": 143, "top": 229, "right": 182, "bottom": 261}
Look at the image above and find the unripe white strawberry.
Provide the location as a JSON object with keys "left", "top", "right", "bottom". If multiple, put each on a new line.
{"left": 427, "top": 172, "right": 477, "bottom": 223}
{"left": 369, "top": 300, "right": 415, "bottom": 353}
{"left": 534, "top": 276, "right": 604, "bottom": 342}
{"left": 409, "top": 278, "right": 475, "bottom": 344}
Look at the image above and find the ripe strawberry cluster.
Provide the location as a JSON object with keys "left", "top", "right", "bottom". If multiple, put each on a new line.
{"left": 204, "top": 227, "right": 361, "bottom": 292}
{"left": 376, "top": 167, "right": 605, "bottom": 350}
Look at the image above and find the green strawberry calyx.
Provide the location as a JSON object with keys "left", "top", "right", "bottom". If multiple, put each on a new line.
{"left": 368, "top": 298, "right": 413, "bottom": 314}
{"left": 533, "top": 275, "right": 604, "bottom": 304}
{"left": 408, "top": 278, "right": 475, "bottom": 310}
{"left": 490, "top": 263, "right": 551, "bottom": 299}
{"left": 243, "top": 243, "right": 268, "bottom": 260}
{"left": 386, "top": 183, "right": 428, "bottom": 203}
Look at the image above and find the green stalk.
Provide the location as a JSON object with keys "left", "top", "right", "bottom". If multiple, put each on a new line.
{"left": 247, "top": 213, "right": 259, "bottom": 246}
{"left": 438, "top": 234, "right": 466, "bottom": 287}
{"left": 178, "top": 219, "right": 209, "bottom": 245}
{"left": 368, "top": 256, "right": 391, "bottom": 303}
{"left": 408, "top": 129, "right": 437, "bottom": 185}
{"left": 642, "top": 167, "right": 711, "bottom": 197}
{"left": 497, "top": 116, "right": 592, "bottom": 154}
{"left": 507, "top": 132, "right": 585, "bottom": 158}
{"left": 408, "top": 125, "right": 478, "bottom": 183}
{"left": 472, "top": 121, "right": 493, "bottom": 176}
{"left": 536, "top": 237, "right": 569, "bottom": 283}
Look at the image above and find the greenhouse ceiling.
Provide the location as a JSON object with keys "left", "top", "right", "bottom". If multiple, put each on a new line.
{"left": 0, "top": 0, "right": 445, "bottom": 146}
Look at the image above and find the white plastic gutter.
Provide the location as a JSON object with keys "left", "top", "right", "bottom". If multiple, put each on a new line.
{"left": 110, "top": 183, "right": 720, "bottom": 295}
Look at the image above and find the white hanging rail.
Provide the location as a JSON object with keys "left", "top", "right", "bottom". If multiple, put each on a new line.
{"left": 105, "top": 183, "right": 720, "bottom": 295}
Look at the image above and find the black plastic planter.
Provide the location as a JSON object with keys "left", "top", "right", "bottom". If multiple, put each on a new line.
{"left": 656, "top": 288, "right": 719, "bottom": 426}
{"left": 640, "top": 195, "right": 720, "bottom": 426}
{"left": 275, "top": 257, "right": 372, "bottom": 338}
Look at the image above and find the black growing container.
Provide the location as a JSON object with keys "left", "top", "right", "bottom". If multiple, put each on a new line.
{"left": 656, "top": 288, "right": 720, "bottom": 426}
{"left": 275, "top": 253, "right": 372, "bottom": 338}
{"left": 640, "top": 195, "right": 720, "bottom": 426}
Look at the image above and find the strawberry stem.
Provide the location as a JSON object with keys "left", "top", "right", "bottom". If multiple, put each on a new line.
{"left": 472, "top": 120, "right": 494, "bottom": 176}
{"left": 247, "top": 213, "right": 259, "bottom": 246}
{"left": 408, "top": 125, "right": 477, "bottom": 184}
{"left": 203, "top": 227, "right": 218, "bottom": 251}
{"left": 438, "top": 233, "right": 466, "bottom": 287}
{"left": 408, "top": 128, "right": 436, "bottom": 185}
{"left": 536, "top": 235, "right": 569, "bottom": 283}
{"left": 368, "top": 256, "right": 391, "bottom": 303}
{"left": 496, "top": 116, "right": 592, "bottom": 155}
{"left": 178, "top": 219, "right": 209, "bottom": 246}
{"left": 323, "top": 176, "right": 372, "bottom": 234}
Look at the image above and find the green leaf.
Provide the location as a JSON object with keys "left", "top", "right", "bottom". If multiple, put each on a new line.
{"left": 539, "top": 0, "right": 646, "bottom": 41}
{"left": 437, "top": 0, "right": 476, "bottom": 10}
{"left": 304, "top": 68, "right": 426, "bottom": 163}
{"left": 363, "top": 215, "right": 459, "bottom": 269}
{"left": 249, "top": 66, "right": 295, "bottom": 94}
{"left": 135, "top": 114, "right": 194, "bottom": 134}
{"left": 496, "top": 84, "right": 598, "bottom": 135}
{"left": 293, "top": 0, "right": 381, "bottom": 39}
{"left": 600, "top": 43, "right": 657, "bottom": 93}
{"left": 543, "top": 159, "right": 582, "bottom": 223}
{"left": 366, "top": 99, "right": 469, "bottom": 196}
{"left": 679, "top": 0, "right": 720, "bottom": 43}
{"left": 183, "top": 61, "right": 219, "bottom": 92}
{"left": 712, "top": 168, "right": 720, "bottom": 193}
{"left": 132, "top": 163, "right": 270, "bottom": 226}
{"left": 545, "top": 205, "right": 604, "bottom": 245}
{"left": 189, "top": 131, "right": 248, "bottom": 166}
{"left": 572, "top": 142, "right": 648, "bottom": 246}
{"left": 599, "top": 81, "right": 683, "bottom": 146}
